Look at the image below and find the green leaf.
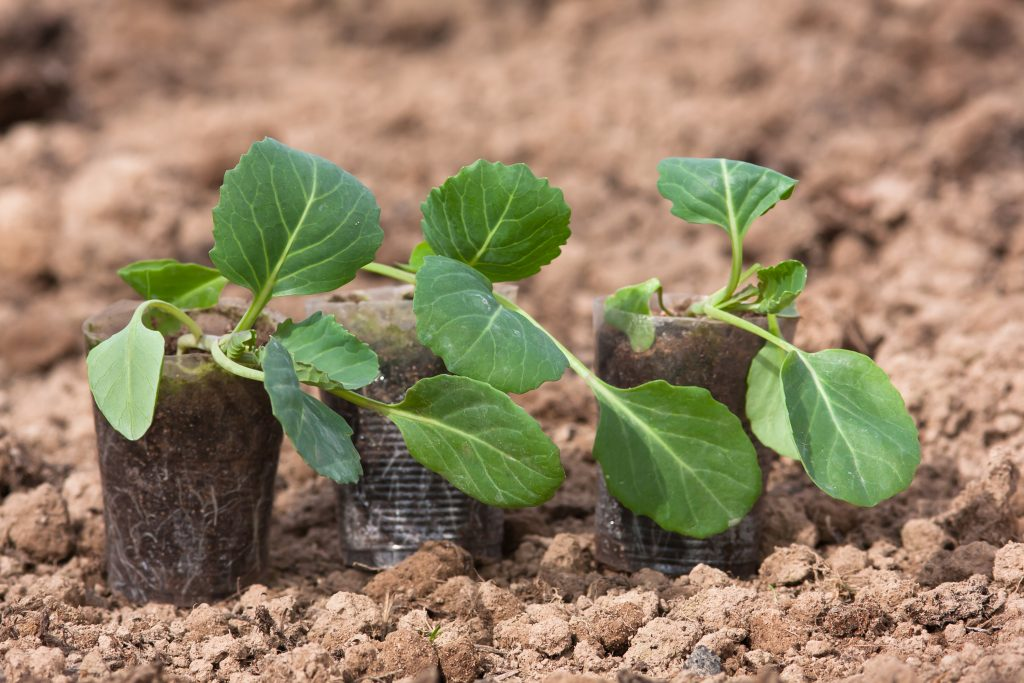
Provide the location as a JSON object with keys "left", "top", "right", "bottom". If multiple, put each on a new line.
{"left": 274, "top": 312, "right": 379, "bottom": 391}
{"left": 420, "top": 160, "right": 571, "bottom": 282}
{"left": 603, "top": 278, "right": 663, "bottom": 352}
{"left": 117, "top": 259, "right": 228, "bottom": 310}
{"left": 781, "top": 349, "right": 920, "bottom": 506}
{"left": 262, "top": 339, "right": 362, "bottom": 484}
{"left": 86, "top": 302, "right": 166, "bottom": 440}
{"left": 414, "top": 256, "right": 567, "bottom": 393}
{"left": 657, "top": 158, "right": 797, "bottom": 237}
{"left": 406, "top": 241, "right": 435, "bottom": 272}
{"left": 386, "top": 375, "right": 564, "bottom": 507}
{"left": 746, "top": 343, "right": 800, "bottom": 460}
{"left": 592, "top": 380, "right": 761, "bottom": 538}
{"left": 753, "top": 261, "right": 806, "bottom": 314}
{"left": 210, "top": 138, "right": 383, "bottom": 298}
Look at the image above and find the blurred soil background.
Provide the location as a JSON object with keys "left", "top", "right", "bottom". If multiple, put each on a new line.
{"left": 4, "top": 0, "right": 1024, "bottom": 680}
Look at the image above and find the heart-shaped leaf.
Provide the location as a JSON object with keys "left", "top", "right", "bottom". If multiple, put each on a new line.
{"left": 420, "top": 160, "right": 571, "bottom": 281}
{"left": 262, "top": 339, "right": 362, "bottom": 484}
{"left": 274, "top": 312, "right": 379, "bottom": 391}
{"left": 87, "top": 302, "right": 166, "bottom": 440}
{"left": 746, "top": 343, "right": 800, "bottom": 460}
{"left": 211, "top": 138, "right": 383, "bottom": 299}
{"left": 385, "top": 374, "right": 564, "bottom": 507}
{"left": 603, "top": 278, "right": 663, "bottom": 352}
{"left": 753, "top": 261, "right": 806, "bottom": 314}
{"left": 414, "top": 256, "right": 567, "bottom": 393}
{"left": 592, "top": 379, "right": 761, "bottom": 538}
{"left": 657, "top": 158, "right": 797, "bottom": 238}
{"left": 781, "top": 349, "right": 920, "bottom": 506}
{"left": 117, "top": 259, "right": 228, "bottom": 310}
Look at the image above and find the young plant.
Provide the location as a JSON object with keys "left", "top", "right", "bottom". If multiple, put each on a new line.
{"left": 361, "top": 158, "right": 920, "bottom": 539}
{"left": 86, "top": 138, "right": 564, "bottom": 509}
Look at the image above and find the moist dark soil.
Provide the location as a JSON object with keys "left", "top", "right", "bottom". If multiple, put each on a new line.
{"left": 3, "top": 0, "right": 1024, "bottom": 681}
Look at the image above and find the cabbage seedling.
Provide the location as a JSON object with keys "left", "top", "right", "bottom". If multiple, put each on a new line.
{"left": 86, "top": 139, "right": 564, "bottom": 508}
{"left": 361, "top": 158, "right": 919, "bottom": 538}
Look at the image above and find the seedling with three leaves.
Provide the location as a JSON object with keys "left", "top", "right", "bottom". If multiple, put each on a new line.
{"left": 368, "top": 157, "right": 919, "bottom": 539}
{"left": 87, "top": 138, "right": 564, "bottom": 509}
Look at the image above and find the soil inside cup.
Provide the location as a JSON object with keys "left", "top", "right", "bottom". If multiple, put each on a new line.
{"left": 311, "top": 286, "right": 508, "bottom": 568}
{"left": 593, "top": 294, "right": 796, "bottom": 576}
{"left": 83, "top": 299, "right": 283, "bottom": 605}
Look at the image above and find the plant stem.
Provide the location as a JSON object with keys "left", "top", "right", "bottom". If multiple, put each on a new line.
{"left": 325, "top": 386, "right": 393, "bottom": 414}
{"left": 207, "top": 334, "right": 397, "bottom": 417}
{"left": 362, "top": 262, "right": 417, "bottom": 284}
{"left": 141, "top": 300, "right": 204, "bottom": 339}
{"left": 689, "top": 263, "right": 761, "bottom": 315}
{"left": 703, "top": 303, "right": 796, "bottom": 352}
{"left": 206, "top": 335, "right": 265, "bottom": 381}
{"left": 232, "top": 290, "right": 271, "bottom": 338}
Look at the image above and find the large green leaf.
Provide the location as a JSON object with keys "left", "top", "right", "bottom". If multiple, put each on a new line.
{"left": 262, "top": 339, "right": 362, "bottom": 484}
{"left": 603, "top": 278, "right": 663, "bottom": 352}
{"left": 87, "top": 302, "right": 166, "bottom": 440}
{"left": 117, "top": 259, "right": 228, "bottom": 310}
{"left": 746, "top": 343, "right": 800, "bottom": 460}
{"left": 385, "top": 375, "right": 564, "bottom": 507}
{"left": 420, "top": 160, "right": 571, "bottom": 282}
{"left": 592, "top": 380, "right": 761, "bottom": 538}
{"left": 657, "top": 158, "right": 797, "bottom": 237}
{"left": 414, "top": 256, "right": 566, "bottom": 393}
{"left": 781, "top": 349, "right": 920, "bottom": 506}
{"left": 274, "top": 313, "right": 379, "bottom": 391}
{"left": 753, "top": 261, "right": 806, "bottom": 315}
{"left": 210, "top": 138, "right": 382, "bottom": 298}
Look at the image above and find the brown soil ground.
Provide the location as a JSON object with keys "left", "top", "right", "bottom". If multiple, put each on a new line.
{"left": 4, "top": 0, "right": 1024, "bottom": 680}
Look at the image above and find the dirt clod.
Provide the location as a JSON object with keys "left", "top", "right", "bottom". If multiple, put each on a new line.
{"left": 0, "top": 482, "right": 73, "bottom": 562}
{"left": 374, "top": 628, "right": 440, "bottom": 679}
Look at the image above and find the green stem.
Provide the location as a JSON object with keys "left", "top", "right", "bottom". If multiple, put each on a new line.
{"left": 325, "top": 386, "right": 394, "bottom": 414}
{"left": 232, "top": 290, "right": 272, "bottom": 338}
{"left": 362, "top": 262, "right": 417, "bottom": 285}
{"left": 768, "top": 314, "right": 782, "bottom": 338}
{"left": 206, "top": 335, "right": 265, "bottom": 381}
{"left": 141, "top": 300, "right": 204, "bottom": 339}
{"left": 703, "top": 303, "right": 796, "bottom": 352}
{"left": 689, "top": 263, "right": 761, "bottom": 316}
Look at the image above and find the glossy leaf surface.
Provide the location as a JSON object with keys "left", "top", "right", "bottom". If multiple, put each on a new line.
{"left": 781, "top": 349, "right": 920, "bottom": 506}
{"left": 420, "top": 160, "right": 570, "bottom": 281}
{"left": 414, "top": 256, "right": 566, "bottom": 393}
{"left": 211, "top": 138, "right": 382, "bottom": 298}
{"left": 657, "top": 158, "right": 797, "bottom": 237}
{"left": 592, "top": 380, "right": 761, "bottom": 538}
{"left": 274, "top": 313, "right": 379, "bottom": 391}
{"left": 387, "top": 375, "right": 564, "bottom": 507}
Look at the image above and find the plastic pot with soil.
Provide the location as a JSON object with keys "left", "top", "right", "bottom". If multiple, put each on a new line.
{"left": 84, "top": 300, "right": 282, "bottom": 605}
{"left": 593, "top": 295, "right": 796, "bottom": 576}
{"left": 308, "top": 284, "right": 519, "bottom": 568}
{"left": 85, "top": 140, "right": 565, "bottom": 602}
{"left": 377, "top": 156, "right": 921, "bottom": 574}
